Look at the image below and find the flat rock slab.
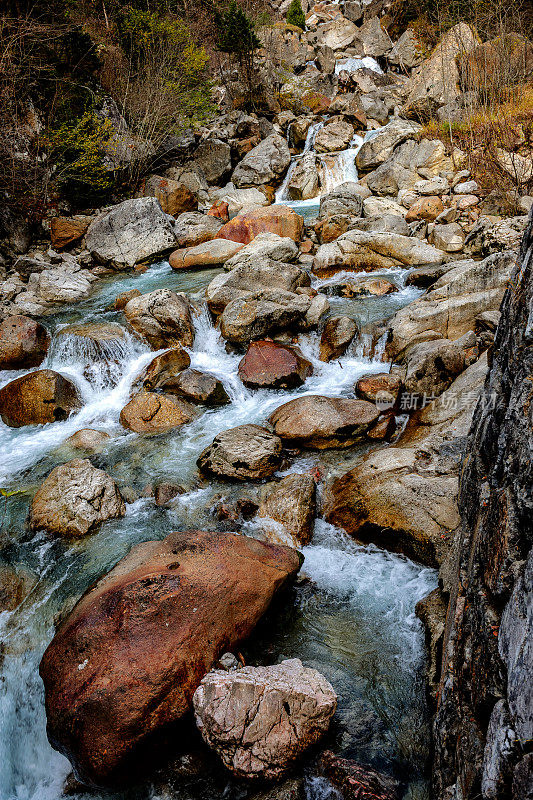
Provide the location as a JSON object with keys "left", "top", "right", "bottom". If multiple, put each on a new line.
{"left": 313, "top": 230, "right": 446, "bottom": 276}
{"left": 193, "top": 659, "right": 336, "bottom": 780}
{"left": 39, "top": 530, "right": 302, "bottom": 787}
{"left": 169, "top": 240, "right": 244, "bottom": 270}
{"left": 269, "top": 395, "right": 380, "bottom": 449}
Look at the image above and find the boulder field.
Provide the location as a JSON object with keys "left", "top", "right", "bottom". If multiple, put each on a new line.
{"left": 1, "top": 4, "right": 532, "bottom": 798}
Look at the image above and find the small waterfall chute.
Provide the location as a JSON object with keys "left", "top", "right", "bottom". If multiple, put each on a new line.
{"left": 47, "top": 322, "right": 146, "bottom": 392}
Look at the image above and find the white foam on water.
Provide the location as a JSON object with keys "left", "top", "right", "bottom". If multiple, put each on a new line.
{"left": 301, "top": 521, "right": 437, "bottom": 670}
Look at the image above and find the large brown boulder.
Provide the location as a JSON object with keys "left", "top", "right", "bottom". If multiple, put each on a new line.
{"left": 29, "top": 459, "right": 125, "bottom": 537}
{"left": 269, "top": 395, "right": 380, "bottom": 449}
{"left": 238, "top": 341, "right": 313, "bottom": 390}
{"left": 141, "top": 175, "right": 198, "bottom": 216}
{"left": 216, "top": 206, "right": 304, "bottom": 245}
{"left": 0, "top": 370, "right": 81, "bottom": 428}
{"left": 197, "top": 424, "right": 283, "bottom": 481}
{"left": 124, "top": 289, "right": 195, "bottom": 349}
{"left": 0, "top": 315, "right": 50, "bottom": 369}
{"left": 39, "top": 530, "right": 302, "bottom": 787}
{"left": 120, "top": 390, "right": 197, "bottom": 434}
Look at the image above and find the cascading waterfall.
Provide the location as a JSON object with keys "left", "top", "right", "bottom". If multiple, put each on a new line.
{"left": 0, "top": 112, "right": 433, "bottom": 800}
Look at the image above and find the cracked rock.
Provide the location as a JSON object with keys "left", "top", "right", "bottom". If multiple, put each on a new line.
{"left": 124, "top": 288, "right": 195, "bottom": 349}
{"left": 193, "top": 658, "right": 337, "bottom": 780}
{"left": 29, "top": 459, "right": 125, "bottom": 537}
{"left": 85, "top": 197, "right": 177, "bottom": 268}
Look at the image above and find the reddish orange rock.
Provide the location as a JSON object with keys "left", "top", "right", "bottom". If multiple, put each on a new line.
{"left": 405, "top": 196, "right": 445, "bottom": 223}
{"left": 207, "top": 201, "right": 230, "bottom": 221}
{"left": 0, "top": 315, "right": 50, "bottom": 368}
{"left": 39, "top": 530, "right": 301, "bottom": 787}
{"left": 238, "top": 340, "right": 313, "bottom": 390}
{"left": 216, "top": 205, "right": 304, "bottom": 245}
{"left": 50, "top": 216, "right": 90, "bottom": 250}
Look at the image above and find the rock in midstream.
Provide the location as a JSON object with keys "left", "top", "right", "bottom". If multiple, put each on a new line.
{"left": 193, "top": 659, "right": 337, "bottom": 780}
{"left": 29, "top": 459, "right": 125, "bottom": 537}
{"left": 0, "top": 369, "right": 81, "bottom": 428}
{"left": 39, "top": 530, "right": 302, "bottom": 787}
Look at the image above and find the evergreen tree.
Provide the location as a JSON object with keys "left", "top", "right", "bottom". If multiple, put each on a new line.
{"left": 216, "top": 1, "right": 260, "bottom": 56}
{"left": 286, "top": 0, "right": 306, "bottom": 30}
{"left": 215, "top": 1, "right": 261, "bottom": 109}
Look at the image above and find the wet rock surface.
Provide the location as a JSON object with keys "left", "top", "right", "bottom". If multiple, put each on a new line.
{"left": 258, "top": 473, "right": 316, "bottom": 546}
{"left": 269, "top": 395, "right": 380, "bottom": 449}
{"left": 0, "top": 314, "right": 50, "bottom": 369}
{"left": 39, "top": 530, "right": 301, "bottom": 786}
{"left": 238, "top": 340, "right": 313, "bottom": 390}
{"left": 124, "top": 288, "right": 195, "bottom": 349}
{"left": 319, "top": 316, "right": 358, "bottom": 362}
{"left": 0, "top": 369, "right": 81, "bottom": 427}
{"left": 197, "top": 424, "right": 283, "bottom": 481}
{"left": 431, "top": 213, "right": 533, "bottom": 799}
{"left": 29, "top": 459, "right": 125, "bottom": 537}
{"left": 120, "top": 390, "right": 197, "bottom": 434}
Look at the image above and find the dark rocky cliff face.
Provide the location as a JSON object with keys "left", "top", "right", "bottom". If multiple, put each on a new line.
{"left": 433, "top": 211, "right": 533, "bottom": 799}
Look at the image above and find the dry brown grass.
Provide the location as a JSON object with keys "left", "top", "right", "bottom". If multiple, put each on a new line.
{"left": 421, "top": 84, "right": 533, "bottom": 197}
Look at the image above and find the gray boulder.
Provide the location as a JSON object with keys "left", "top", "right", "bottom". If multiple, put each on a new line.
{"left": 313, "top": 229, "right": 446, "bottom": 275}
{"left": 288, "top": 153, "right": 320, "bottom": 201}
{"left": 356, "top": 118, "right": 423, "bottom": 171}
{"left": 85, "top": 198, "right": 177, "bottom": 268}
{"left": 197, "top": 424, "right": 283, "bottom": 481}
{"left": 403, "top": 338, "right": 466, "bottom": 399}
{"left": 191, "top": 139, "right": 232, "bottom": 185}
{"left": 232, "top": 134, "right": 291, "bottom": 188}
{"left": 319, "top": 182, "right": 365, "bottom": 219}
{"left": 124, "top": 289, "right": 195, "bottom": 349}
{"left": 174, "top": 212, "right": 223, "bottom": 248}
{"left": 193, "top": 659, "right": 336, "bottom": 780}
{"left": 29, "top": 459, "right": 125, "bottom": 537}
{"left": 219, "top": 290, "right": 313, "bottom": 345}
{"left": 224, "top": 233, "right": 299, "bottom": 271}
{"left": 206, "top": 260, "right": 310, "bottom": 315}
